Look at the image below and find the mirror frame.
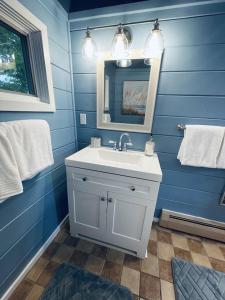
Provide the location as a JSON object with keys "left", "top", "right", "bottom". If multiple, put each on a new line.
{"left": 96, "top": 50, "right": 162, "bottom": 133}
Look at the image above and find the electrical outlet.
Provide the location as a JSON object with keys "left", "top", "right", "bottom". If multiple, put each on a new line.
{"left": 80, "top": 113, "right": 87, "bottom": 125}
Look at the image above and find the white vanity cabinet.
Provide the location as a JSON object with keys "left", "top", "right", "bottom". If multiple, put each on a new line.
{"left": 66, "top": 147, "right": 162, "bottom": 258}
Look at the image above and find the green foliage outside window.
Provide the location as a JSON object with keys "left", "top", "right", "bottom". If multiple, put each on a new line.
{"left": 0, "top": 21, "right": 34, "bottom": 94}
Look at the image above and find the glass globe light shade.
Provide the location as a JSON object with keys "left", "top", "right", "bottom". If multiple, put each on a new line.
{"left": 144, "top": 20, "right": 164, "bottom": 59}
{"left": 111, "top": 26, "right": 129, "bottom": 59}
{"left": 81, "top": 30, "right": 97, "bottom": 60}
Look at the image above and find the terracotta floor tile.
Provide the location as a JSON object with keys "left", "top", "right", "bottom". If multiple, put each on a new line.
{"left": 37, "top": 261, "right": 60, "bottom": 287}
{"left": 158, "top": 242, "right": 174, "bottom": 261}
{"left": 210, "top": 258, "right": 225, "bottom": 273}
{"left": 203, "top": 241, "right": 224, "bottom": 260}
{"left": 106, "top": 249, "right": 124, "bottom": 265}
{"left": 124, "top": 254, "right": 141, "bottom": 271}
{"left": 69, "top": 249, "right": 88, "bottom": 268}
{"left": 42, "top": 242, "right": 60, "bottom": 260}
{"left": 161, "top": 280, "right": 175, "bottom": 300}
{"left": 187, "top": 239, "right": 206, "bottom": 255}
{"left": 76, "top": 239, "right": 94, "bottom": 254}
{"left": 149, "top": 227, "right": 157, "bottom": 241}
{"left": 53, "top": 230, "right": 68, "bottom": 243}
{"left": 174, "top": 247, "right": 193, "bottom": 262}
{"left": 191, "top": 253, "right": 212, "bottom": 269}
{"left": 172, "top": 233, "right": 189, "bottom": 250}
{"left": 158, "top": 231, "right": 172, "bottom": 244}
{"left": 121, "top": 266, "right": 140, "bottom": 295}
{"left": 141, "top": 255, "right": 159, "bottom": 277}
{"left": 63, "top": 235, "right": 79, "bottom": 247}
{"left": 26, "top": 258, "right": 49, "bottom": 282}
{"left": 8, "top": 279, "right": 33, "bottom": 300}
{"left": 140, "top": 272, "right": 161, "bottom": 300}
{"left": 102, "top": 261, "right": 123, "bottom": 284}
{"left": 25, "top": 284, "right": 44, "bottom": 300}
{"left": 147, "top": 240, "right": 158, "bottom": 256}
{"left": 159, "top": 259, "right": 173, "bottom": 283}
{"left": 219, "top": 246, "right": 225, "bottom": 259}
{"left": 92, "top": 244, "right": 108, "bottom": 259}
{"left": 52, "top": 244, "right": 74, "bottom": 264}
{"left": 84, "top": 255, "right": 105, "bottom": 274}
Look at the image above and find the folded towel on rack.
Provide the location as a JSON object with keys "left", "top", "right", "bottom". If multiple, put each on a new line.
{"left": 1, "top": 120, "right": 54, "bottom": 181}
{"left": 0, "top": 127, "right": 23, "bottom": 201}
{"left": 177, "top": 125, "right": 225, "bottom": 168}
{"left": 217, "top": 134, "right": 225, "bottom": 169}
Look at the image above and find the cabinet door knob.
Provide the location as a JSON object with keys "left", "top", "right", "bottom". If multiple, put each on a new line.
{"left": 101, "top": 197, "right": 106, "bottom": 201}
{"left": 82, "top": 177, "right": 88, "bottom": 182}
{"left": 130, "top": 186, "right": 135, "bottom": 191}
{"left": 108, "top": 198, "right": 113, "bottom": 203}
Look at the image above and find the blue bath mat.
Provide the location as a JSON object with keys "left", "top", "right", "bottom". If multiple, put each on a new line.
{"left": 172, "top": 257, "right": 225, "bottom": 300}
{"left": 39, "top": 263, "right": 132, "bottom": 300}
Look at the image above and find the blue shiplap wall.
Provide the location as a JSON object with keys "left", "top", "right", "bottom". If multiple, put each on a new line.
{"left": 0, "top": 0, "right": 76, "bottom": 296}
{"left": 69, "top": 0, "right": 225, "bottom": 222}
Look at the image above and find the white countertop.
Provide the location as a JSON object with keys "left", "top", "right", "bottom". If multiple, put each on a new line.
{"left": 65, "top": 146, "right": 162, "bottom": 182}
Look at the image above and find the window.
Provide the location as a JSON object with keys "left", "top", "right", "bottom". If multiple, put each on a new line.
{"left": 0, "top": 21, "right": 34, "bottom": 95}
{"left": 0, "top": 0, "right": 55, "bottom": 112}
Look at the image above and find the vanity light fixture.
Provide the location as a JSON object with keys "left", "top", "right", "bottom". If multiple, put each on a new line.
{"left": 81, "top": 28, "right": 97, "bottom": 60}
{"left": 144, "top": 19, "right": 164, "bottom": 62}
{"left": 111, "top": 24, "right": 129, "bottom": 59}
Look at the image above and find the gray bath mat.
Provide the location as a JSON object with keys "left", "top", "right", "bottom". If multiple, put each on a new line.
{"left": 172, "top": 257, "right": 225, "bottom": 300}
{"left": 39, "top": 263, "right": 133, "bottom": 300}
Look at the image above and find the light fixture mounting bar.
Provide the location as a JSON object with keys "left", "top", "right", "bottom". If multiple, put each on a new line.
{"left": 72, "top": 18, "right": 159, "bottom": 32}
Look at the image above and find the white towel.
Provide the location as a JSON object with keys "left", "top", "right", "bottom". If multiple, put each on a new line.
{"left": 0, "top": 126, "right": 23, "bottom": 201}
{"left": 177, "top": 125, "right": 225, "bottom": 168}
{"left": 1, "top": 120, "right": 54, "bottom": 181}
{"left": 217, "top": 134, "right": 225, "bottom": 169}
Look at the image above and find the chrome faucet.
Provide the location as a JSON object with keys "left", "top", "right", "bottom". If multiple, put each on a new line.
{"left": 118, "top": 133, "right": 133, "bottom": 151}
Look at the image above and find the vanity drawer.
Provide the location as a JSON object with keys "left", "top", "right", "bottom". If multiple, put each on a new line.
{"left": 67, "top": 167, "right": 159, "bottom": 200}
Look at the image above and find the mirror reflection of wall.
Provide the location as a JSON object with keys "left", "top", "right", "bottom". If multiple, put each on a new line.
{"left": 104, "top": 59, "right": 150, "bottom": 125}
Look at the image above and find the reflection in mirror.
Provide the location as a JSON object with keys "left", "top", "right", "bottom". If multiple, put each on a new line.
{"left": 103, "top": 59, "right": 150, "bottom": 125}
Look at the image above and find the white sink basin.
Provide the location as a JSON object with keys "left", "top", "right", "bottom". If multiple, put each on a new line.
{"left": 97, "top": 148, "right": 142, "bottom": 165}
{"left": 65, "top": 146, "right": 162, "bottom": 181}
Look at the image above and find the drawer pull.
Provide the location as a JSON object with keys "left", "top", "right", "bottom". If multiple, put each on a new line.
{"left": 130, "top": 186, "right": 136, "bottom": 191}
{"left": 101, "top": 197, "right": 106, "bottom": 201}
{"left": 108, "top": 198, "right": 113, "bottom": 203}
{"left": 82, "top": 177, "right": 88, "bottom": 182}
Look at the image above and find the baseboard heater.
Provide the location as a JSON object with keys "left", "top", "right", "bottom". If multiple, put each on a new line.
{"left": 160, "top": 209, "right": 225, "bottom": 243}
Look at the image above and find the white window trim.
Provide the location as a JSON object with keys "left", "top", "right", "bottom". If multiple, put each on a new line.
{"left": 0, "top": 0, "right": 55, "bottom": 112}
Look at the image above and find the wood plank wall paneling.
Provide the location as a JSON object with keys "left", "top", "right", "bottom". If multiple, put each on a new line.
{"left": 70, "top": 2, "right": 225, "bottom": 223}
{"left": 0, "top": 0, "right": 75, "bottom": 297}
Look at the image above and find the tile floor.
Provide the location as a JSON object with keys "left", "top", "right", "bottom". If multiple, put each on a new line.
{"left": 8, "top": 222, "right": 225, "bottom": 300}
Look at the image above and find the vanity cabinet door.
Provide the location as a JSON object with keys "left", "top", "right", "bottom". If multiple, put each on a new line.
{"left": 106, "top": 192, "right": 155, "bottom": 257}
{"left": 68, "top": 177, "right": 108, "bottom": 241}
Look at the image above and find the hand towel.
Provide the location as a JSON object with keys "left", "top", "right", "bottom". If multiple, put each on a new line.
{"left": 1, "top": 120, "right": 54, "bottom": 181}
{"left": 0, "top": 126, "right": 23, "bottom": 201}
{"left": 177, "top": 125, "right": 224, "bottom": 168}
{"left": 217, "top": 134, "right": 225, "bottom": 169}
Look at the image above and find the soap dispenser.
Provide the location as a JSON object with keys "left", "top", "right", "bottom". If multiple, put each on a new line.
{"left": 145, "top": 135, "right": 155, "bottom": 156}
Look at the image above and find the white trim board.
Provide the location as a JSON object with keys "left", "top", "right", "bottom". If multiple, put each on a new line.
{"left": 1, "top": 215, "right": 69, "bottom": 300}
{"left": 0, "top": 0, "right": 55, "bottom": 112}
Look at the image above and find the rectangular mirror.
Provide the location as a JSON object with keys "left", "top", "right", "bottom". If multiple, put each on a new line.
{"left": 97, "top": 51, "right": 162, "bottom": 133}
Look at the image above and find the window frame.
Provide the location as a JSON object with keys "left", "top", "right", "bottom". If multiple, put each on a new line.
{"left": 0, "top": 0, "right": 55, "bottom": 112}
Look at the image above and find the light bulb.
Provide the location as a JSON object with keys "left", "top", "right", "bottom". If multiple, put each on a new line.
{"left": 111, "top": 25, "right": 129, "bottom": 59}
{"left": 144, "top": 19, "right": 164, "bottom": 59}
{"left": 81, "top": 29, "right": 97, "bottom": 60}
{"left": 116, "top": 59, "right": 132, "bottom": 68}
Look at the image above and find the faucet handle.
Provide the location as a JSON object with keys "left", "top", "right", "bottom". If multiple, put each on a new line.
{"left": 123, "top": 142, "right": 133, "bottom": 151}
{"left": 108, "top": 140, "right": 117, "bottom": 150}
